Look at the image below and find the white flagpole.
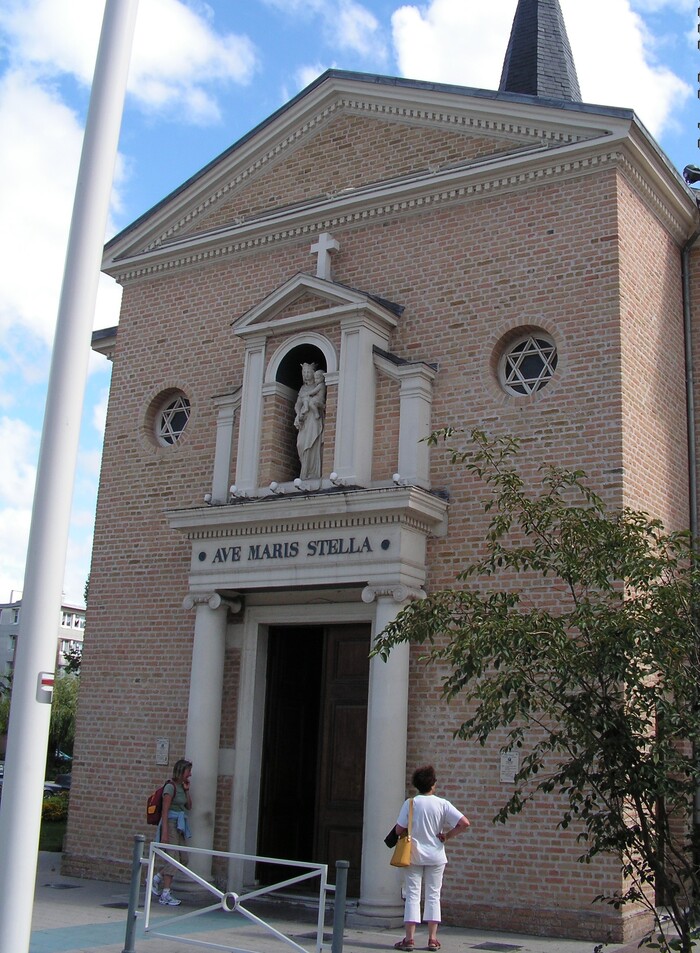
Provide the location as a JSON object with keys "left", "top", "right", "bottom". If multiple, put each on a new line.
{"left": 0, "top": 1, "right": 139, "bottom": 949}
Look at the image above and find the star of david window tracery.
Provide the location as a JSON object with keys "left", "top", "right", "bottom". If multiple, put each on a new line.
{"left": 157, "top": 395, "right": 191, "bottom": 445}
{"left": 500, "top": 334, "right": 558, "bottom": 396}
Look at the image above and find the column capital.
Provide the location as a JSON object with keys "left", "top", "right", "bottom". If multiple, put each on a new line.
{"left": 182, "top": 592, "right": 242, "bottom": 614}
{"left": 361, "top": 585, "right": 426, "bottom": 605}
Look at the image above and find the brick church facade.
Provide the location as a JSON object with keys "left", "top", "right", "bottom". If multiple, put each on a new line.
{"left": 65, "top": 0, "right": 700, "bottom": 943}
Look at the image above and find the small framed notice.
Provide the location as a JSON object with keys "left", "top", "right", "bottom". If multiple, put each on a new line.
{"left": 156, "top": 738, "right": 170, "bottom": 766}
{"left": 499, "top": 751, "right": 519, "bottom": 784}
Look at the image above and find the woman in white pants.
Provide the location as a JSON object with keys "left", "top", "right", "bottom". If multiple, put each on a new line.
{"left": 392, "top": 766, "right": 470, "bottom": 952}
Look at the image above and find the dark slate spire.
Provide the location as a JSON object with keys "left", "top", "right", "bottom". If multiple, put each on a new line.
{"left": 499, "top": 0, "right": 581, "bottom": 102}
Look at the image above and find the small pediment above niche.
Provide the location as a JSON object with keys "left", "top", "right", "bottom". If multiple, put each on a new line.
{"left": 232, "top": 271, "right": 402, "bottom": 340}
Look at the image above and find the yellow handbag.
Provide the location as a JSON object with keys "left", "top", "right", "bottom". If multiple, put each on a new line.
{"left": 390, "top": 798, "right": 413, "bottom": 867}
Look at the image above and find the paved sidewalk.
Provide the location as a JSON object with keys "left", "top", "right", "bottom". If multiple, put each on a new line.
{"left": 30, "top": 852, "right": 655, "bottom": 953}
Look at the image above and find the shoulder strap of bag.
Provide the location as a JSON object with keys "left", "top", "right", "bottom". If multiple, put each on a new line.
{"left": 408, "top": 798, "right": 413, "bottom": 837}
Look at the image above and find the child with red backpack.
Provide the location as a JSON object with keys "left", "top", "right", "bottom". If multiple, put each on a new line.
{"left": 150, "top": 759, "right": 192, "bottom": 906}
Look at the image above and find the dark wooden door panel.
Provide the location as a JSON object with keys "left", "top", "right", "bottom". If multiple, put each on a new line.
{"left": 257, "top": 627, "right": 322, "bottom": 882}
{"left": 257, "top": 623, "right": 370, "bottom": 895}
{"left": 315, "top": 625, "right": 370, "bottom": 895}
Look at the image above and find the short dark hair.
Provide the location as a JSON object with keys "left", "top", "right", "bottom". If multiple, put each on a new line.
{"left": 412, "top": 765, "right": 436, "bottom": 794}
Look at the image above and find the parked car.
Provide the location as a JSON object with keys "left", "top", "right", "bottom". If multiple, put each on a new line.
{"left": 55, "top": 773, "right": 72, "bottom": 790}
{"left": 43, "top": 782, "right": 64, "bottom": 797}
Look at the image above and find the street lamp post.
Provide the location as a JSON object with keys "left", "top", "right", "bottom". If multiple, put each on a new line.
{"left": 0, "top": 2, "right": 139, "bottom": 950}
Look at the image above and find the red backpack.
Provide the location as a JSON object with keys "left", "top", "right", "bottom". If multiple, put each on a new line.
{"left": 146, "top": 779, "right": 173, "bottom": 826}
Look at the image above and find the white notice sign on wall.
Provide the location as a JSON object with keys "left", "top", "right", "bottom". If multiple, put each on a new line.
{"left": 156, "top": 738, "right": 169, "bottom": 766}
{"left": 499, "top": 752, "right": 519, "bottom": 784}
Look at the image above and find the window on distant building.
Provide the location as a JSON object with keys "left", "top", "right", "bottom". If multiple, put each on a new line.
{"left": 499, "top": 332, "right": 558, "bottom": 396}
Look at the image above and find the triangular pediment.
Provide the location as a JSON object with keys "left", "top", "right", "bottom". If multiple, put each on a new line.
{"left": 232, "top": 273, "right": 401, "bottom": 338}
{"left": 175, "top": 112, "right": 537, "bottom": 246}
{"left": 102, "top": 70, "right": 683, "bottom": 282}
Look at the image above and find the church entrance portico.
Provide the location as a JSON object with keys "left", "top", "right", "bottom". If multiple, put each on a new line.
{"left": 225, "top": 596, "right": 412, "bottom": 923}
{"left": 170, "top": 479, "right": 447, "bottom": 920}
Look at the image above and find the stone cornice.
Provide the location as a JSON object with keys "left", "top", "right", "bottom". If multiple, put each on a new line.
{"left": 166, "top": 484, "right": 449, "bottom": 540}
{"left": 106, "top": 135, "right": 697, "bottom": 284}
{"left": 616, "top": 128, "right": 698, "bottom": 242}
{"left": 104, "top": 145, "right": 606, "bottom": 282}
{"left": 140, "top": 96, "right": 588, "bottom": 254}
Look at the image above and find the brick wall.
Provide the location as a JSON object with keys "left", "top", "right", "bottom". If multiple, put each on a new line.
{"left": 183, "top": 110, "right": 530, "bottom": 240}
{"left": 66, "top": 100, "right": 694, "bottom": 944}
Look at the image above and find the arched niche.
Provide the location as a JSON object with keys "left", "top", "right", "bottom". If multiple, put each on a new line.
{"left": 265, "top": 332, "right": 338, "bottom": 390}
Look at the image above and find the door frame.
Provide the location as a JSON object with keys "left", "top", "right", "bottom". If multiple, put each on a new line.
{"left": 227, "top": 599, "right": 376, "bottom": 891}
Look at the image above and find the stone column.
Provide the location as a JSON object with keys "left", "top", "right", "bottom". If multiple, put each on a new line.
{"left": 182, "top": 592, "right": 239, "bottom": 878}
{"left": 354, "top": 586, "right": 424, "bottom": 925}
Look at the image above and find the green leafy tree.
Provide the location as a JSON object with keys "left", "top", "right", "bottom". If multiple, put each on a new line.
{"left": 0, "top": 689, "right": 9, "bottom": 738}
{"left": 47, "top": 672, "right": 78, "bottom": 774}
{"left": 373, "top": 429, "right": 700, "bottom": 953}
{"left": 62, "top": 643, "right": 82, "bottom": 676}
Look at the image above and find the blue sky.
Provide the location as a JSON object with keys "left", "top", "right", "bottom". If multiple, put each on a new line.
{"left": 0, "top": 0, "right": 697, "bottom": 606}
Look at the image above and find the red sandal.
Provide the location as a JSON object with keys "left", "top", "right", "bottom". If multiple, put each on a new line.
{"left": 394, "top": 940, "right": 414, "bottom": 951}
{"left": 427, "top": 941, "right": 441, "bottom": 951}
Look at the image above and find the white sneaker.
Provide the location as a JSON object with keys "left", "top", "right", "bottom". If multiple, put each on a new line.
{"left": 151, "top": 873, "right": 162, "bottom": 897}
{"left": 159, "top": 890, "right": 181, "bottom": 906}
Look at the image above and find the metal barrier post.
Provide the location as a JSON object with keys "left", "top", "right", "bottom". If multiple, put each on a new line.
{"left": 332, "top": 860, "right": 349, "bottom": 953}
{"left": 122, "top": 834, "right": 145, "bottom": 953}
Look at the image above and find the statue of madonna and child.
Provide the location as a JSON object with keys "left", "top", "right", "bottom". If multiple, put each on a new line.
{"left": 294, "top": 362, "right": 327, "bottom": 480}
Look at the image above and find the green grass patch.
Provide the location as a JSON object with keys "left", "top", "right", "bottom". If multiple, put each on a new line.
{"left": 40, "top": 819, "right": 66, "bottom": 852}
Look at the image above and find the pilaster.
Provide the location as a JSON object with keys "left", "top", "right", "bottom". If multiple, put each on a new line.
{"left": 234, "top": 336, "right": 267, "bottom": 492}
{"left": 211, "top": 392, "right": 240, "bottom": 503}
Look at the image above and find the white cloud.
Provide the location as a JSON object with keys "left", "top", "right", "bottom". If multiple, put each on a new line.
{"left": 263, "top": 0, "right": 387, "bottom": 61}
{"left": 564, "top": 1, "right": 690, "bottom": 137}
{"left": 0, "top": 0, "right": 259, "bottom": 124}
{"left": 0, "top": 416, "right": 100, "bottom": 606}
{"left": 0, "top": 418, "right": 38, "bottom": 505}
{"left": 131, "top": 0, "right": 259, "bottom": 122}
{"left": 297, "top": 64, "right": 333, "bottom": 91}
{"left": 0, "top": 70, "right": 83, "bottom": 344}
{"left": 0, "top": 506, "right": 32, "bottom": 605}
{"left": 392, "top": 0, "right": 513, "bottom": 88}
{"left": 631, "top": 0, "right": 695, "bottom": 10}
{"left": 0, "top": 417, "right": 37, "bottom": 602}
{"left": 391, "top": 0, "right": 691, "bottom": 139}
{"left": 0, "top": 69, "right": 125, "bottom": 349}
{"left": 0, "top": 0, "right": 258, "bottom": 611}
{"left": 335, "top": 1, "right": 387, "bottom": 58}
{"left": 63, "top": 523, "right": 93, "bottom": 606}
{"left": 91, "top": 387, "right": 110, "bottom": 437}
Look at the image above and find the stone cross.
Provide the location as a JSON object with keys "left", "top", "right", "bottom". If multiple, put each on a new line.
{"left": 311, "top": 232, "right": 339, "bottom": 280}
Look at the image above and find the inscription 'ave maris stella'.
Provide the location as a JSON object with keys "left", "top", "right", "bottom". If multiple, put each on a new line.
{"left": 212, "top": 535, "right": 373, "bottom": 564}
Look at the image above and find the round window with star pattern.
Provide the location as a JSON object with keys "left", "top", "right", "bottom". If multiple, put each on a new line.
{"left": 156, "top": 393, "right": 191, "bottom": 445}
{"left": 499, "top": 333, "right": 558, "bottom": 396}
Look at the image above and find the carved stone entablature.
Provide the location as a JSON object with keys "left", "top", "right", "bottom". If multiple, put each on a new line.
{"left": 168, "top": 485, "right": 448, "bottom": 595}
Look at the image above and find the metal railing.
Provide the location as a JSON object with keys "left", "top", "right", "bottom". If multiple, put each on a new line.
{"left": 122, "top": 835, "right": 349, "bottom": 953}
